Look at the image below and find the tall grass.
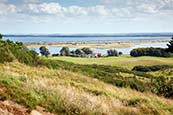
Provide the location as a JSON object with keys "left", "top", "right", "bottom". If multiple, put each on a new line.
{"left": 0, "top": 62, "right": 173, "bottom": 115}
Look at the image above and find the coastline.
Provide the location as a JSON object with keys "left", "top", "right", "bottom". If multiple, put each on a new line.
{"left": 26, "top": 39, "right": 169, "bottom": 49}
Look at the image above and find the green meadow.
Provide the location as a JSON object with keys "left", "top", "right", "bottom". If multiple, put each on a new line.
{"left": 50, "top": 55, "right": 173, "bottom": 69}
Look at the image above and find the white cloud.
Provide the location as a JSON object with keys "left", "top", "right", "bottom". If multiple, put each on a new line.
{"left": 23, "top": 0, "right": 39, "bottom": 3}
{"left": 22, "top": 3, "right": 110, "bottom": 17}
{"left": 39, "top": 3, "right": 62, "bottom": 14}
{"left": 90, "top": 5, "right": 109, "bottom": 16}
{"left": 0, "top": 2, "right": 17, "bottom": 15}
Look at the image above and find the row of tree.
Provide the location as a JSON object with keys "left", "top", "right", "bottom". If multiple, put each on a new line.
{"left": 39, "top": 46, "right": 122, "bottom": 57}
{"left": 130, "top": 37, "right": 173, "bottom": 57}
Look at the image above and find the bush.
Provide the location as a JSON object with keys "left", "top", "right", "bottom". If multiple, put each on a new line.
{"left": 0, "top": 38, "right": 39, "bottom": 65}
{"left": 81, "top": 47, "right": 93, "bottom": 54}
{"left": 132, "top": 65, "right": 172, "bottom": 72}
{"left": 130, "top": 47, "right": 171, "bottom": 57}
{"left": 60, "top": 47, "right": 70, "bottom": 56}
{"left": 39, "top": 46, "right": 50, "bottom": 57}
{"left": 107, "top": 49, "right": 119, "bottom": 56}
{"left": 166, "top": 37, "right": 173, "bottom": 53}
{"left": 119, "top": 52, "right": 123, "bottom": 55}
{"left": 52, "top": 53, "right": 59, "bottom": 57}
{"left": 152, "top": 76, "right": 173, "bottom": 98}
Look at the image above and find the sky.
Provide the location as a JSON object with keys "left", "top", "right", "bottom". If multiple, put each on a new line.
{"left": 0, "top": 0, "right": 173, "bottom": 34}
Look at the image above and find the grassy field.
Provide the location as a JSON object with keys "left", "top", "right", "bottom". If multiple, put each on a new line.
{"left": 0, "top": 61, "right": 173, "bottom": 115}
{"left": 50, "top": 55, "right": 173, "bottom": 69}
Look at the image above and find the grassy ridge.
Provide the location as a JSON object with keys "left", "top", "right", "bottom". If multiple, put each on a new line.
{"left": 0, "top": 62, "right": 173, "bottom": 115}
{"left": 39, "top": 58, "right": 155, "bottom": 92}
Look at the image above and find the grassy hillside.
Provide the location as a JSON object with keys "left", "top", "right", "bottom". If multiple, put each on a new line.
{"left": 51, "top": 55, "right": 173, "bottom": 69}
{"left": 0, "top": 38, "right": 173, "bottom": 114}
{"left": 0, "top": 62, "right": 173, "bottom": 115}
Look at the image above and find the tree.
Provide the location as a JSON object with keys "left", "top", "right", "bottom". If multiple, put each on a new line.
{"left": 0, "top": 34, "right": 3, "bottom": 39}
{"left": 60, "top": 47, "right": 70, "bottom": 56}
{"left": 75, "top": 49, "right": 84, "bottom": 55}
{"left": 39, "top": 46, "right": 50, "bottom": 57}
{"left": 167, "top": 36, "right": 173, "bottom": 53}
{"left": 119, "top": 52, "right": 123, "bottom": 55}
{"left": 81, "top": 47, "right": 93, "bottom": 54}
{"left": 107, "top": 49, "right": 119, "bottom": 56}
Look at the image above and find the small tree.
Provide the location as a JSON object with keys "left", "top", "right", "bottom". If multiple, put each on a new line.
{"left": 107, "top": 49, "right": 119, "bottom": 56}
{"left": 75, "top": 49, "right": 84, "bottom": 55}
{"left": 167, "top": 36, "right": 173, "bottom": 53}
{"left": 39, "top": 46, "right": 50, "bottom": 57}
{"left": 81, "top": 47, "right": 93, "bottom": 54}
{"left": 0, "top": 34, "right": 3, "bottom": 39}
{"left": 60, "top": 47, "right": 70, "bottom": 56}
{"left": 119, "top": 52, "right": 123, "bottom": 55}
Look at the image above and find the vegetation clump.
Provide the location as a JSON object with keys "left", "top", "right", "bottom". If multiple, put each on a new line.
{"left": 60, "top": 47, "right": 70, "bottom": 56}
{"left": 0, "top": 35, "right": 38, "bottom": 65}
{"left": 152, "top": 76, "right": 173, "bottom": 98}
{"left": 132, "top": 65, "right": 173, "bottom": 72}
{"left": 39, "top": 46, "right": 50, "bottom": 57}
{"left": 107, "top": 49, "right": 119, "bottom": 56}
{"left": 166, "top": 36, "right": 173, "bottom": 53}
{"left": 130, "top": 47, "right": 171, "bottom": 57}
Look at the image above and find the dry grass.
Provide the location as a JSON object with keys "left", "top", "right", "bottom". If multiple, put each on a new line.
{"left": 0, "top": 62, "right": 173, "bottom": 115}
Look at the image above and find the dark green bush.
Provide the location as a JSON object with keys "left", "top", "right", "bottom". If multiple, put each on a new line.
{"left": 107, "top": 49, "right": 119, "bottom": 56}
{"left": 132, "top": 65, "right": 173, "bottom": 72}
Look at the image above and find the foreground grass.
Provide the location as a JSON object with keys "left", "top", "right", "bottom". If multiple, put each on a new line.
{"left": 51, "top": 55, "right": 173, "bottom": 69}
{"left": 0, "top": 62, "right": 173, "bottom": 115}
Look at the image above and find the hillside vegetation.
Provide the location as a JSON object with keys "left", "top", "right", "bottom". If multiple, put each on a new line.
{"left": 0, "top": 62, "right": 173, "bottom": 115}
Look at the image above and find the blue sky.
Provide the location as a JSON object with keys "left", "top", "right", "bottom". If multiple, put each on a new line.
{"left": 0, "top": 0, "right": 173, "bottom": 34}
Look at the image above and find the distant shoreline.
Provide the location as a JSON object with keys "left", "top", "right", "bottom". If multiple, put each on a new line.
{"left": 4, "top": 32, "right": 173, "bottom": 37}
{"left": 26, "top": 39, "right": 169, "bottom": 49}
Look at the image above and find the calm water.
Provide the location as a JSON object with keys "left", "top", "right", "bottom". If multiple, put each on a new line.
{"left": 3, "top": 36, "right": 169, "bottom": 54}
{"left": 3, "top": 36, "right": 170, "bottom": 43}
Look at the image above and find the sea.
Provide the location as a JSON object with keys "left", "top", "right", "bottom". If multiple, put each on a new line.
{"left": 3, "top": 36, "right": 170, "bottom": 54}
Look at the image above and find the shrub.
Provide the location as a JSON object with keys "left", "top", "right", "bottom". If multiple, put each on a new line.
{"left": 75, "top": 49, "right": 84, "bottom": 56}
{"left": 166, "top": 36, "right": 173, "bottom": 53}
{"left": 152, "top": 76, "right": 173, "bottom": 98}
{"left": 60, "top": 47, "right": 70, "bottom": 56}
{"left": 52, "top": 53, "right": 59, "bottom": 57}
{"left": 107, "top": 49, "right": 119, "bottom": 56}
{"left": 0, "top": 38, "right": 39, "bottom": 65}
{"left": 132, "top": 65, "right": 172, "bottom": 72}
{"left": 0, "top": 33, "right": 3, "bottom": 39}
{"left": 119, "top": 52, "right": 123, "bottom": 55}
{"left": 39, "top": 46, "right": 50, "bottom": 57}
{"left": 81, "top": 47, "right": 93, "bottom": 54}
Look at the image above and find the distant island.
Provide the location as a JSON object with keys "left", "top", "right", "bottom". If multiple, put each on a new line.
{"left": 4, "top": 32, "right": 173, "bottom": 37}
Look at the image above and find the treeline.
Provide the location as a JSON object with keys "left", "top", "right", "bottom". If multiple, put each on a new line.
{"left": 130, "top": 37, "right": 173, "bottom": 57}
{"left": 40, "top": 46, "right": 122, "bottom": 57}
{"left": 130, "top": 47, "right": 172, "bottom": 57}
